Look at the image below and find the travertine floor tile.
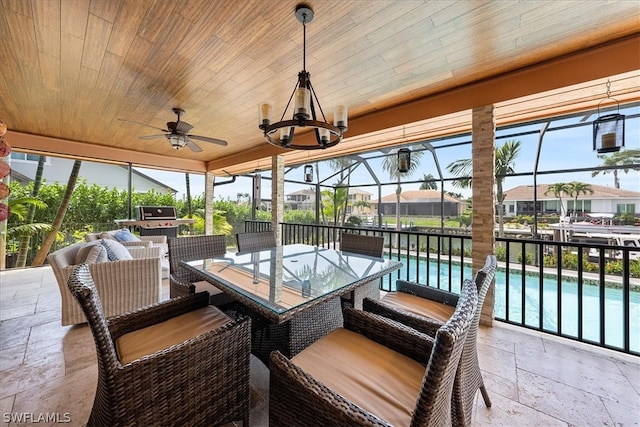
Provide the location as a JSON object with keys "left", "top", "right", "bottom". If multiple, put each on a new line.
{"left": 0, "top": 395, "right": 15, "bottom": 427}
{"left": 613, "top": 359, "right": 640, "bottom": 395}
{"left": 0, "top": 358, "right": 66, "bottom": 399}
{"left": 600, "top": 395, "right": 640, "bottom": 426}
{"left": 11, "top": 364, "right": 96, "bottom": 427}
{"left": 517, "top": 369, "right": 615, "bottom": 426}
{"left": 477, "top": 341, "right": 517, "bottom": 384}
{"left": 474, "top": 390, "right": 568, "bottom": 426}
{"left": 0, "top": 345, "right": 25, "bottom": 371}
{"left": 481, "top": 369, "right": 518, "bottom": 401}
{"left": 516, "top": 344, "right": 639, "bottom": 408}
{"left": 0, "top": 305, "right": 35, "bottom": 322}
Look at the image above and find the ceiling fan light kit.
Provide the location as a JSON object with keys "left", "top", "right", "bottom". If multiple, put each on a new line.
{"left": 258, "top": 3, "right": 347, "bottom": 150}
{"left": 119, "top": 107, "right": 227, "bottom": 152}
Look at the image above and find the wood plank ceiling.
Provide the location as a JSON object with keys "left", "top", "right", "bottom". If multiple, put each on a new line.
{"left": 1, "top": 0, "right": 639, "bottom": 175}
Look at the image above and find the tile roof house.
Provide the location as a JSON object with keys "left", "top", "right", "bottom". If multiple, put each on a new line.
{"left": 372, "top": 190, "right": 467, "bottom": 217}
{"left": 286, "top": 188, "right": 373, "bottom": 215}
{"left": 502, "top": 183, "right": 640, "bottom": 217}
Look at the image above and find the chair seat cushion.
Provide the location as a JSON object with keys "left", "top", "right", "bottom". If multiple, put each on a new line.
{"left": 116, "top": 305, "right": 231, "bottom": 364}
{"left": 381, "top": 292, "right": 455, "bottom": 323}
{"left": 291, "top": 328, "right": 424, "bottom": 427}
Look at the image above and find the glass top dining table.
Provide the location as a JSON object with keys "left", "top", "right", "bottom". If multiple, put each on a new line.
{"left": 180, "top": 243, "right": 402, "bottom": 324}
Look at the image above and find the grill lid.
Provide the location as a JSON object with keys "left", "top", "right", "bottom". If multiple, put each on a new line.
{"left": 138, "top": 206, "right": 177, "bottom": 220}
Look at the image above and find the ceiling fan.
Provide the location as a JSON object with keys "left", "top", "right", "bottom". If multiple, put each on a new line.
{"left": 119, "top": 108, "right": 228, "bottom": 152}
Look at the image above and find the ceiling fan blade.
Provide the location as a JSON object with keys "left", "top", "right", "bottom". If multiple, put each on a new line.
{"left": 188, "top": 134, "right": 228, "bottom": 146}
{"left": 118, "top": 118, "right": 169, "bottom": 133}
{"left": 184, "top": 137, "right": 203, "bottom": 152}
{"left": 138, "top": 134, "right": 167, "bottom": 140}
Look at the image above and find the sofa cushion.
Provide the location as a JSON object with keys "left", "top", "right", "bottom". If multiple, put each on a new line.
{"left": 100, "top": 239, "right": 133, "bottom": 261}
{"left": 75, "top": 243, "right": 109, "bottom": 264}
{"left": 113, "top": 228, "right": 141, "bottom": 243}
{"left": 116, "top": 305, "right": 231, "bottom": 364}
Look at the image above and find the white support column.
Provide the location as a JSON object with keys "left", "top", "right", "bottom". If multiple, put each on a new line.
{"left": 472, "top": 105, "right": 496, "bottom": 326}
{"left": 272, "top": 155, "right": 284, "bottom": 245}
{"left": 204, "top": 171, "right": 215, "bottom": 235}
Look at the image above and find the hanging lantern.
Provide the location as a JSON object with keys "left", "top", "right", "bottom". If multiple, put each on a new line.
{"left": 398, "top": 148, "right": 411, "bottom": 173}
{"left": 593, "top": 80, "right": 625, "bottom": 154}
{"left": 304, "top": 164, "right": 313, "bottom": 183}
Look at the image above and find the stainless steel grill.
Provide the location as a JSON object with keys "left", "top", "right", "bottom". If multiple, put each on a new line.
{"left": 114, "top": 206, "right": 195, "bottom": 238}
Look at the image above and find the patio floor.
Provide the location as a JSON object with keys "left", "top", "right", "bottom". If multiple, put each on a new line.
{"left": 1, "top": 266, "right": 638, "bottom": 426}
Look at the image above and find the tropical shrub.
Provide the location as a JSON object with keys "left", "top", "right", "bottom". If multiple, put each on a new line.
{"left": 495, "top": 245, "right": 507, "bottom": 262}
{"left": 284, "top": 210, "right": 316, "bottom": 224}
{"left": 517, "top": 251, "right": 534, "bottom": 265}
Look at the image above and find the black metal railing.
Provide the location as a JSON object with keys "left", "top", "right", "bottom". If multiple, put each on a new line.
{"left": 244, "top": 220, "right": 272, "bottom": 233}
{"left": 250, "top": 220, "right": 639, "bottom": 356}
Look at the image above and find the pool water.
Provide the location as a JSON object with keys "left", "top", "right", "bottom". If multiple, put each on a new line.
{"left": 384, "top": 257, "right": 640, "bottom": 353}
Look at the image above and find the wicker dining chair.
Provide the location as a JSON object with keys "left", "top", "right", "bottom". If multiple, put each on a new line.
{"left": 339, "top": 232, "right": 385, "bottom": 309}
{"left": 363, "top": 254, "right": 497, "bottom": 426}
{"left": 269, "top": 277, "right": 478, "bottom": 427}
{"left": 167, "top": 235, "right": 236, "bottom": 306}
{"left": 236, "top": 231, "right": 277, "bottom": 253}
{"left": 67, "top": 263, "right": 251, "bottom": 427}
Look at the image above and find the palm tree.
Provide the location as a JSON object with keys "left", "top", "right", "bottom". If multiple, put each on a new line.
{"left": 329, "top": 157, "right": 353, "bottom": 226}
{"left": 382, "top": 149, "right": 423, "bottom": 234}
{"left": 320, "top": 187, "right": 348, "bottom": 225}
{"left": 2, "top": 195, "right": 55, "bottom": 268}
{"left": 32, "top": 160, "right": 82, "bottom": 266}
{"left": 544, "top": 182, "right": 571, "bottom": 219}
{"left": 447, "top": 140, "right": 521, "bottom": 237}
{"left": 419, "top": 173, "right": 437, "bottom": 190}
{"left": 567, "top": 181, "right": 594, "bottom": 218}
{"left": 591, "top": 149, "right": 640, "bottom": 189}
{"left": 185, "top": 173, "right": 193, "bottom": 234}
{"left": 16, "top": 155, "right": 46, "bottom": 267}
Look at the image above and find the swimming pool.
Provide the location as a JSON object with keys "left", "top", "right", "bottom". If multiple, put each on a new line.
{"left": 384, "top": 257, "right": 640, "bottom": 353}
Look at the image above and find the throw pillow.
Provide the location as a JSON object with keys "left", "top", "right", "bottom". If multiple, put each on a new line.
{"left": 113, "top": 228, "right": 141, "bottom": 243}
{"left": 99, "top": 232, "right": 115, "bottom": 240}
{"left": 75, "top": 244, "right": 109, "bottom": 264}
{"left": 100, "top": 239, "right": 134, "bottom": 261}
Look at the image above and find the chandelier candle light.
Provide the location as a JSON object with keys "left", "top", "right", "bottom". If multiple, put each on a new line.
{"left": 259, "top": 4, "right": 347, "bottom": 150}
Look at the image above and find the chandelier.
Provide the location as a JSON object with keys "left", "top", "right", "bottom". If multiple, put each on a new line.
{"left": 258, "top": 4, "right": 347, "bottom": 150}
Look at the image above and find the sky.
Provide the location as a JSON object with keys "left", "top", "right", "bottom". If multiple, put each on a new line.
{"left": 136, "top": 103, "right": 639, "bottom": 203}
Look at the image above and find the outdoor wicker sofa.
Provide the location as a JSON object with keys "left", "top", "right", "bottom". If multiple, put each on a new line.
{"left": 85, "top": 229, "right": 169, "bottom": 278}
{"left": 48, "top": 241, "right": 163, "bottom": 326}
{"left": 269, "top": 277, "right": 478, "bottom": 427}
{"left": 363, "top": 254, "right": 497, "bottom": 426}
{"left": 67, "top": 264, "right": 251, "bottom": 426}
